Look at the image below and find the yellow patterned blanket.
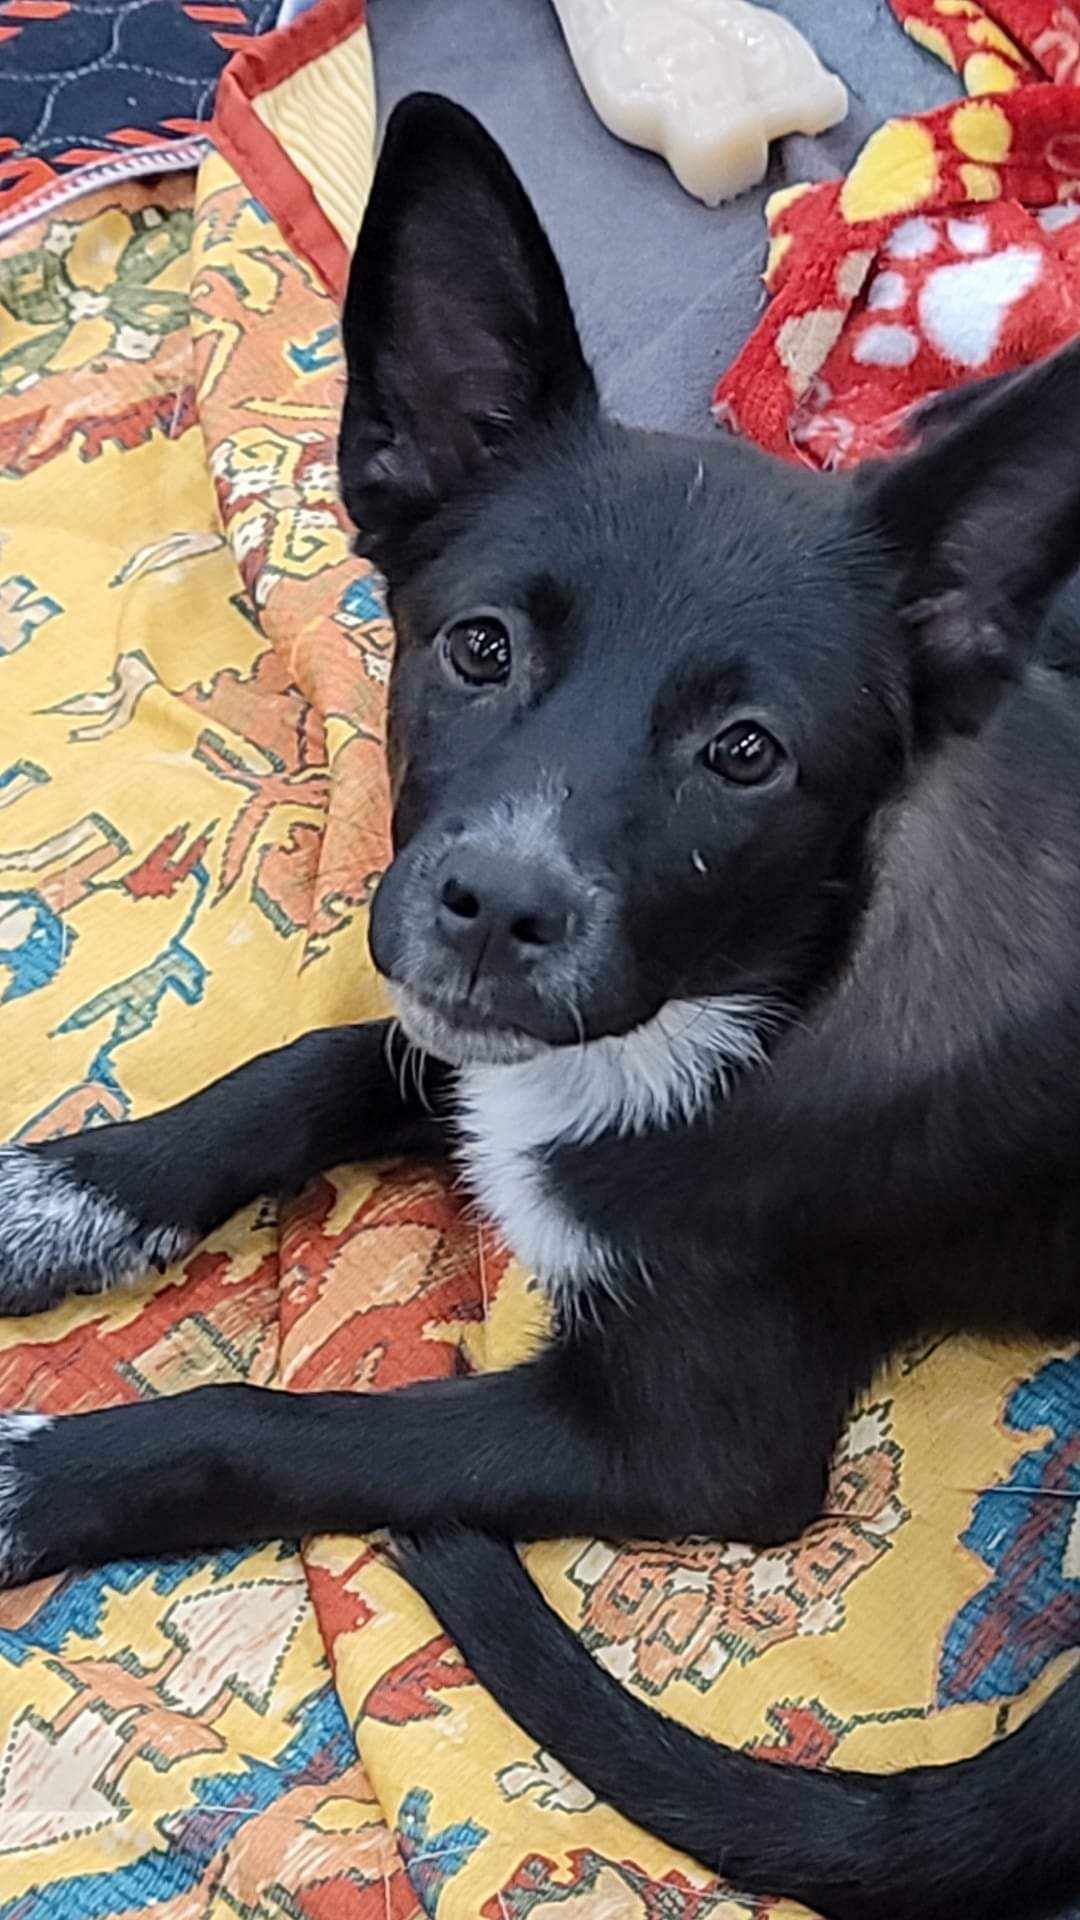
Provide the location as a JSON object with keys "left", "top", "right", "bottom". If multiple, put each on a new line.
{"left": 0, "top": 5, "right": 1075, "bottom": 1915}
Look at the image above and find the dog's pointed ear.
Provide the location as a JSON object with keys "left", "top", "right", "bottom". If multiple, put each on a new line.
{"left": 858, "top": 340, "right": 1080, "bottom": 733}
{"left": 337, "top": 92, "right": 595, "bottom": 569}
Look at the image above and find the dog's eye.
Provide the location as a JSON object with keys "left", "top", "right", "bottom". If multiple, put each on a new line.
{"left": 443, "top": 615, "right": 512, "bottom": 687}
{"left": 704, "top": 722, "right": 785, "bottom": 786}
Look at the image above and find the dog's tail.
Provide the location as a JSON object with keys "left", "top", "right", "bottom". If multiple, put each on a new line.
{"left": 398, "top": 1529, "right": 1080, "bottom": 1920}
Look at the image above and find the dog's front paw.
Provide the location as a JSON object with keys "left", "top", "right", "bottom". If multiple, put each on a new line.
{"left": 0, "top": 1410, "right": 95, "bottom": 1585}
{"left": 0, "top": 1145, "right": 195, "bottom": 1316}
{"left": 0, "top": 1412, "right": 59, "bottom": 1584}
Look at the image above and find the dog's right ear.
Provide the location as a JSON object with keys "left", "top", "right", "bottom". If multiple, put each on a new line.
{"left": 858, "top": 337, "right": 1080, "bottom": 734}
{"left": 337, "top": 93, "right": 595, "bottom": 570}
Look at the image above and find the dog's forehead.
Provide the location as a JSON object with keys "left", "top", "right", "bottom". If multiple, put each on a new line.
{"left": 424, "top": 423, "right": 874, "bottom": 707}
{"left": 444, "top": 424, "right": 846, "bottom": 601}
{"left": 483, "top": 420, "right": 837, "bottom": 562}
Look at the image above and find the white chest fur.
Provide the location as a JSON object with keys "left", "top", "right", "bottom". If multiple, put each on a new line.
{"left": 455, "top": 994, "right": 771, "bottom": 1305}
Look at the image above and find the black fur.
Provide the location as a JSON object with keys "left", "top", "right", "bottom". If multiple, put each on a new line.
{"left": 2, "top": 95, "right": 1079, "bottom": 1918}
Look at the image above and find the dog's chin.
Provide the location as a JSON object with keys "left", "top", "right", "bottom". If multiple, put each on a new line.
{"left": 388, "top": 984, "right": 553, "bottom": 1068}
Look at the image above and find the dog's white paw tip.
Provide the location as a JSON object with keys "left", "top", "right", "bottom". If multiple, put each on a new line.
{"left": 0, "top": 1146, "right": 193, "bottom": 1313}
{"left": 0, "top": 1412, "right": 52, "bottom": 1585}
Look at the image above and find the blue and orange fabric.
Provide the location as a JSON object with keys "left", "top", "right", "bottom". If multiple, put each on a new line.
{"left": 0, "top": 2, "right": 1075, "bottom": 1915}
{"left": 0, "top": 0, "right": 279, "bottom": 243}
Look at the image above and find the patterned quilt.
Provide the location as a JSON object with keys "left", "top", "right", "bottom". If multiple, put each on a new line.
{"left": 0, "top": 0, "right": 280, "bottom": 243}
{"left": 0, "top": 2, "right": 1075, "bottom": 1915}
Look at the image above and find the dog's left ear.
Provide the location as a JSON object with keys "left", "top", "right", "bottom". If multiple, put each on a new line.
{"left": 860, "top": 339, "right": 1080, "bottom": 732}
{"left": 338, "top": 92, "right": 595, "bottom": 570}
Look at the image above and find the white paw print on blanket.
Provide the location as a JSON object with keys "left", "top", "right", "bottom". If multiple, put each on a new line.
{"left": 849, "top": 209, "right": 1076, "bottom": 374}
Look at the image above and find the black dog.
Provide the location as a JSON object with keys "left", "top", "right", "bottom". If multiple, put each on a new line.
{"left": 0, "top": 94, "right": 1078, "bottom": 1920}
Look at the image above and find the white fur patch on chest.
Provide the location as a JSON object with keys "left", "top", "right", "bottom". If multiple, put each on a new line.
{"left": 456, "top": 994, "right": 771, "bottom": 1305}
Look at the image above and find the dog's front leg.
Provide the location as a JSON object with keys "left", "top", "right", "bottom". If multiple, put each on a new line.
{"left": 0, "top": 1280, "right": 855, "bottom": 1582}
{"left": 0, "top": 1362, "right": 630, "bottom": 1584}
{"left": 0, "top": 1022, "right": 451, "bottom": 1314}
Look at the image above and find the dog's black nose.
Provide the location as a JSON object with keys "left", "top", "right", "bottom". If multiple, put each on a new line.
{"left": 435, "top": 848, "right": 578, "bottom": 970}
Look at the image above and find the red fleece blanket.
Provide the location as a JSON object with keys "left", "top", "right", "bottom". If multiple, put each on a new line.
{"left": 716, "top": 0, "right": 1080, "bottom": 466}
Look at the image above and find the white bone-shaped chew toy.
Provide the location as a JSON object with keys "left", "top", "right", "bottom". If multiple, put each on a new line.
{"left": 551, "top": 0, "right": 848, "bottom": 206}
